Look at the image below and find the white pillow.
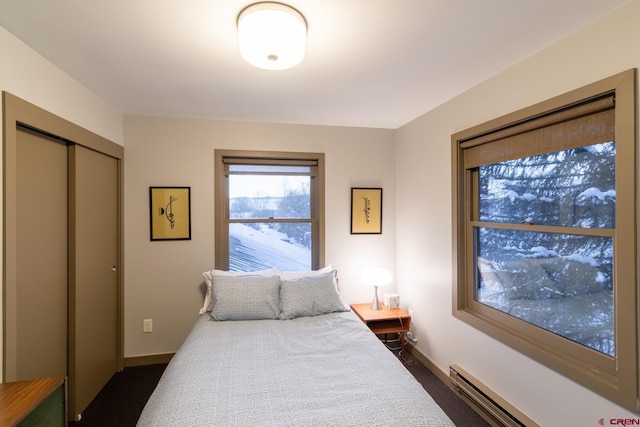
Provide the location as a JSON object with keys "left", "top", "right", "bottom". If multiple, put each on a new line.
{"left": 279, "top": 270, "right": 349, "bottom": 319}
{"left": 199, "top": 268, "right": 279, "bottom": 314}
{"left": 211, "top": 274, "right": 281, "bottom": 321}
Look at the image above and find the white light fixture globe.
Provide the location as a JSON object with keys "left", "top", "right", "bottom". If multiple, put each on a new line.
{"left": 237, "top": 2, "right": 307, "bottom": 70}
{"left": 361, "top": 267, "right": 393, "bottom": 311}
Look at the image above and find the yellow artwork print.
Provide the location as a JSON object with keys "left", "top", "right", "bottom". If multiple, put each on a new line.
{"left": 350, "top": 188, "right": 382, "bottom": 234}
{"left": 150, "top": 187, "right": 191, "bottom": 240}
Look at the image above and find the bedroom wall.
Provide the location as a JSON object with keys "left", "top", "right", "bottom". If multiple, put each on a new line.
{"left": 0, "top": 26, "right": 123, "bottom": 382}
{"left": 395, "top": 1, "right": 638, "bottom": 425}
{"left": 3, "top": 6, "right": 638, "bottom": 422}
{"left": 123, "top": 116, "right": 396, "bottom": 357}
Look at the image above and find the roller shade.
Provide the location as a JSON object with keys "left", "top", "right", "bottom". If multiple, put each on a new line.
{"left": 461, "top": 94, "right": 615, "bottom": 169}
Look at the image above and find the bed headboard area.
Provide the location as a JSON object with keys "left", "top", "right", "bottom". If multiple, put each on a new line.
{"left": 200, "top": 265, "right": 349, "bottom": 321}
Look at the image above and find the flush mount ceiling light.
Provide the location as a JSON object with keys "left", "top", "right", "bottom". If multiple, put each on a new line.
{"left": 237, "top": 2, "right": 307, "bottom": 70}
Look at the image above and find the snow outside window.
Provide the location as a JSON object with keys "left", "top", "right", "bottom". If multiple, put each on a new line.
{"left": 228, "top": 172, "right": 312, "bottom": 271}
{"left": 475, "top": 142, "right": 615, "bottom": 356}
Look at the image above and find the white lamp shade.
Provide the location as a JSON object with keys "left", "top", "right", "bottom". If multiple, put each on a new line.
{"left": 237, "top": 3, "right": 307, "bottom": 70}
{"left": 360, "top": 267, "right": 392, "bottom": 288}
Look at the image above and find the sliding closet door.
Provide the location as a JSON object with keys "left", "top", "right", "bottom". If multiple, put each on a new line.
{"left": 12, "top": 126, "right": 68, "bottom": 381}
{"left": 68, "top": 145, "right": 119, "bottom": 418}
{"left": 4, "top": 92, "right": 124, "bottom": 421}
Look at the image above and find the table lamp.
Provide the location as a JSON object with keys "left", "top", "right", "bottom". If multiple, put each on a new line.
{"left": 361, "top": 267, "right": 392, "bottom": 311}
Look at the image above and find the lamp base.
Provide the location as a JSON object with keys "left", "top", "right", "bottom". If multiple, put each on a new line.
{"left": 370, "top": 285, "right": 381, "bottom": 311}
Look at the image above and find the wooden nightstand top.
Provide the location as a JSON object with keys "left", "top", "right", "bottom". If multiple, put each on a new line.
{"left": 350, "top": 303, "right": 411, "bottom": 336}
{"left": 350, "top": 303, "right": 410, "bottom": 322}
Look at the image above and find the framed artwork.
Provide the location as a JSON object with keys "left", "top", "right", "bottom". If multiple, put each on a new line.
{"left": 351, "top": 187, "right": 382, "bottom": 234}
{"left": 149, "top": 187, "right": 191, "bottom": 241}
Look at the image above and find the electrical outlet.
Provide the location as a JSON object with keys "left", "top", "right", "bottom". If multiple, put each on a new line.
{"left": 143, "top": 319, "right": 153, "bottom": 333}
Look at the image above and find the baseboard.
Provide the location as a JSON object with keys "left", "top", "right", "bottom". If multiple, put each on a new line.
{"left": 407, "top": 344, "right": 538, "bottom": 427}
{"left": 124, "top": 353, "right": 174, "bottom": 367}
{"left": 406, "top": 343, "right": 451, "bottom": 385}
{"left": 406, "top": 344, "right": 503, "bottom": 427}
{"left": 451, "top": 364, "right": 540, "bottom": 427}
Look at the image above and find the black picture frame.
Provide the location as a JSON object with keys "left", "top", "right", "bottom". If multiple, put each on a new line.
{"left": 149, "top": 186, "right": 191, "bottom": 241}
{"left": 350, "top": 187, "right": 382, "bottom": 234}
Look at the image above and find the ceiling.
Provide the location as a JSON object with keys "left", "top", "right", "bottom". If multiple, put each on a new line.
{"left": 0, "top": 0, "right": 628, "bottom": 129}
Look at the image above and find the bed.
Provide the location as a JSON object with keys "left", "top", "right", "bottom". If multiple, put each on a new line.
{"left": 137, "top": 268, "right": 454, "bottom": 426}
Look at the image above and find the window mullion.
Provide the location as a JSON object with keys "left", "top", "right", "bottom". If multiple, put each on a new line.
{"left": 471, "top": 221, "right": 615, "bottom": 238}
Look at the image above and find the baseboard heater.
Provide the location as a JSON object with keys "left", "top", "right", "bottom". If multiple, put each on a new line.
{"left": 449, "top": 364, "right": 537, "bottom": 427}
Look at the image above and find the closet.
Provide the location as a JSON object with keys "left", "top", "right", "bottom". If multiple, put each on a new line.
{"left": 3, "top": 93, "right": 123, "bottom": 420}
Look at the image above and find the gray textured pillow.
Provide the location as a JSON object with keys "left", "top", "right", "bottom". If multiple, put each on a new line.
{"left": 279, "top": 270, "right": 349, "bottom": 319}
{"left": 211, "top": 274, "right": 280, "bottom": 321}
{"left": 200, "top": 268, "right": 279, "bottom": 314}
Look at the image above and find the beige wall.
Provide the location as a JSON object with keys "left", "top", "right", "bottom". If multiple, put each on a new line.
{"left": 123, "top": 116, "right": 396, "bottom": 356}
{"left": 0, "top": 28, "right": 123, "bottom": 145}
{"left": 0, "top": 27, "right": 123, "bottom": 382}
{"left": 396, "top": 1, "right": 639, "bottom": 424}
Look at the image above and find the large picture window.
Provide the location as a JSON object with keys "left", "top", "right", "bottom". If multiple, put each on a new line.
{"left": 215, "top": 150, "right": 325, "bottom": 272}
{"left": 452, "top": 70, "right": 637, "bottom": 411}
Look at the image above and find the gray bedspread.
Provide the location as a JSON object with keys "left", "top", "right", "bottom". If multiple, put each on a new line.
{"left": 137, "top": 311, "right": 454, "bottom": 426}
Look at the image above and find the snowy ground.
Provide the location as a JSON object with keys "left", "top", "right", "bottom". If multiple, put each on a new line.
{"left": 229, "top": 223, "right": 311, "bottom": 272}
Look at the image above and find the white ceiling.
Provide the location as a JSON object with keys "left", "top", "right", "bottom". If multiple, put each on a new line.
{"left": 0, "top": 0, "right": 628, "bottom": 129}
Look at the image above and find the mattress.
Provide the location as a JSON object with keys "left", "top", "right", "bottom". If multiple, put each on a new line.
{"left": 137, "top": 311, "right": 454, "bottom": 426}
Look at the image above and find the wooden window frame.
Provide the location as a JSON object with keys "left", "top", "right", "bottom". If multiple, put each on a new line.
{"left": 214, "top": 149, "right": 325, "bottom": 271}
{"left": 451, "top": 69, "right": 638, "bottom": 412}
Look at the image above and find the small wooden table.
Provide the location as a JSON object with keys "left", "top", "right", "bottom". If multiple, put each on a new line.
{"left": 351, "top": 303, "right": 411, "bottom": 359}
{"left": 0, "top": 376, "right": 67, "bottom": 426}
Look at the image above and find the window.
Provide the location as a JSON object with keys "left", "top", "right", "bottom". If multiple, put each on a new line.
{"left": 215, "top": 150, "right": 325, "bottom": 272}
{"left": 452, "top": 70, "right": 637, "bottom": 411}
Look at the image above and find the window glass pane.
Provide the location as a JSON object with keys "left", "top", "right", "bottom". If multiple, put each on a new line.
{"left": 475, "top": 227, "right": 614, "bottom": 356}
{"left": 478, "top": 142, "right": 615, "bottom": 228}
{"left": 229, "top": 175, "right": 311, "bottom": 219}
{"left": 229, "top": 222, "right": 311, "bottom": 271}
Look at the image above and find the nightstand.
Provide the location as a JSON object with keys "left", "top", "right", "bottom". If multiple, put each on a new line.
{"left": 350, "top": 303, "right": 411, "bottom": 359}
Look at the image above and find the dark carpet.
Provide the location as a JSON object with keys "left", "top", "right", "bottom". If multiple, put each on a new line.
{"left": 400, "top": 352, "right": 489, "bottom": 427}
{"left": 70, "top": 353, "right": 488, "bottom": 426}
{"left": 69, "top": 364, "right": 166, "bottom": 427}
